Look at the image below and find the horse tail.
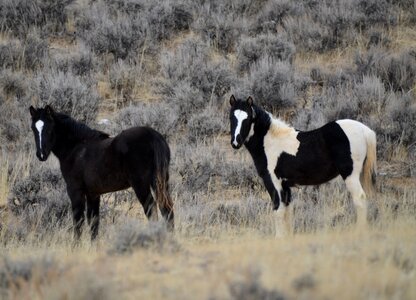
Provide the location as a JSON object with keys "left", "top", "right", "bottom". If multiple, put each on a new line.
{"left": 361, "top": 127, "right": 377, "bottom": 196}
{"left": 152, "top": 135, "right": 174, "bottom": 229}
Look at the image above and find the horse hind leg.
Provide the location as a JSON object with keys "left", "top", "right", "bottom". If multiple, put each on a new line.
{"left": 132, "top": 179, "right": 158, "bottom": 222}
{"left": 345, "top": 173, "right": 367, "bottom": 227}
{"left": 152, "top": 177, "right": 174, "bottom": 231}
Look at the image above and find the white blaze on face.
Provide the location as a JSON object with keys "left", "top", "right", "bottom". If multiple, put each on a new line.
{"left": 35, "top": 120, "right": 44, "bottom": 158}
{"left": 233, "top": 110, "right": 248, "bottom": 146}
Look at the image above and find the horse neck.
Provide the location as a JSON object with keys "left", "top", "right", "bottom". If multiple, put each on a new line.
{"left": 51, "top": 115, "right": 90, "bottom": 161}
{"left": 245, "top": 107, "right": 295, "bottom": 153}
{"left": 244, "top": 106, "right": 271, "bottom": 152}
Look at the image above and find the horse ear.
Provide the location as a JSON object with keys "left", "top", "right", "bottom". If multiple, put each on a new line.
{"left": 230, "top": 95, "right": 236, "bottom": 106}
{"left": 29, "top": 106, "right": 37, "bottom": 117}
{"left": 45, "top": 105, "right": 54, "bottom": 117}
{"left": 247, "top": 96, "right": 253, "bottom": 106}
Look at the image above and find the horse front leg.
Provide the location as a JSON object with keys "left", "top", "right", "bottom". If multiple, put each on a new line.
{"left": 260, "top": 172, "right": 289, "bottom": 237}
{"left": 67, "top": 187, "right": 86, "bottom": 241}
{"left": 86, "top": 195, "right": 100, "bottom": 241}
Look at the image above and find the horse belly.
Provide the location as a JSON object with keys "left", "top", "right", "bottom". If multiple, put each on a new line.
{"left": 276, "top": 153, "right": 339, "bottom": 186}
{"left": 84, "top": 161, "right": 130, "bottom": 195}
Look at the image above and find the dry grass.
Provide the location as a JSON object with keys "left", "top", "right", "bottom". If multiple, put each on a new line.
{"left": 1, "top": 171, "right": 415, "bottom": 299}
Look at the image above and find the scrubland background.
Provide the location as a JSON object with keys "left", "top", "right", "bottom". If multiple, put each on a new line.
{"left": 0, "top": 0, "right": 415, "bottom": 299}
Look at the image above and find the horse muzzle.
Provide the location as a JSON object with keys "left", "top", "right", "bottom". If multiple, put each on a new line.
{"left": 231, "top": 140, "right": 243, "bottom": 149}
{"left": 36, "top": 151, "right": 48, "bottom": 161}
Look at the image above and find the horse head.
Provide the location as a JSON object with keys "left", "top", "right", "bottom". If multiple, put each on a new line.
{"left": 229, "top": 95, "right": 256, "bottom": 149}
{"left": 29, "top": 105, "right": 56, "bottom": 161}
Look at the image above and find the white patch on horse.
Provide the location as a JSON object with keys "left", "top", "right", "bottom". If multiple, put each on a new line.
{"left": 336, "top": 120, "right": 368, "bottom": 166}
{"left": 274, "top": 207, "right": 287, "bottom": 237}
{"left": 233, "top": 110, "right": 248, "bottom": 146}
{"left": 263, "top": 116, "right": 300, "bottom": 200}
{"left": 336, "top": 119, "right": 370, "bottom": 225}
{"left": 35, "top": 120, "right": 44, "bottom": 158}
{"left": 247, "top": 122, "right": 255, "bottom": 141}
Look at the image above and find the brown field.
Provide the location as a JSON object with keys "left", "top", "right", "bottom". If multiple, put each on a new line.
{"left": 1, "top": 152, "right": 415, "bottom": 299}
{"left": 1, "top": 0, "right": 416, "bottom": 299}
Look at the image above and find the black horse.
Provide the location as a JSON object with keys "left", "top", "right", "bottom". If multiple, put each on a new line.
{"left": 29, "top": 105, "right": 174, "bottom": 240}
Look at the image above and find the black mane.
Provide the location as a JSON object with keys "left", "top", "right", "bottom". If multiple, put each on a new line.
{"left": 54, "top": 113, "right": 109, "bottom": 141}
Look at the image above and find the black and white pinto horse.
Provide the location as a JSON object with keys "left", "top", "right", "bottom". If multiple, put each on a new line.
{"left": 229, "top": 95, "right": 377, "bottom": 235}
{"left": 29, "top": 105, "right": 174, "bottom": 240}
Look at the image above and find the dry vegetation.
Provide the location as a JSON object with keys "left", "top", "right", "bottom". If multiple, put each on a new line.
{"left": 0, "top": 0, "right": 415, "bottom": 299}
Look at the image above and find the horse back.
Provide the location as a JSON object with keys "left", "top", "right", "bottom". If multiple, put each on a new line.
{"left": 112, "top": 126, "right": 169, "bottom": 158}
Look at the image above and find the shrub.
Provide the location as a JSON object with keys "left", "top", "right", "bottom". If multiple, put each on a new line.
{"left": 187, "top": 106, "right": 226, "bottom": 142}
{"left": 21, "top": 31, "right": 48, "bottom": 70}
{"left": 0, "top": 97, "right": 30, "bottom": 147}
{"left": 176, "top": 194, "right": 271, "bottom": 236}
{"left": 38, "top": 0, "right": 75, "bottom": 34}
{"left": 0, "top": 255, "right": 57, "bottom": 293}
{"left": 210, "top": 198, "right": 269, "bottom": 227}
{"left": 194, "top": 8, "right": 243, "bottom": 53}
{"left": 0, "top": 0, "right": 74, "bottom": 37}
{"left": 103, "top": 0, "right": 145, "bottom": 15}
{"left": 76, "top": 2, "right": 146, "bottom": 60}
{"left": 53, "top": 44, "right": 97, "bottom": 76}
{"left": 354, "top": 75, "right": 386, "bottom": 116}
{"left": 40, "top": 270, "right": 115, "bottom": 300}
{"left": 356, "top": 0, "right": 396, "bottom": 29}
{"left": 161, "top": 81, "right": 205, "bottom": 122}
{"left": 110, "top": 220, "right": 178, "bottom": 254}
{"left": 32, "top": 70, "right": 100, "bottom": 123}
{"left": 158, "top": 36, "right": 236, "bottom": 119}
{"left": 175, "top": 143, "right": 223, "bottom": 193}
{"left": 292, "top": 273, "right": 317, "bottom": 291}
{"left": 146, "top": 2, "right": 193, "bottom": 41}
{"left": 109, "top": 60, "right": 138, "bottom": 103}
{"left": 247, "top": 57, "right": 297, "bottom": 110}
{"left": 237, "top": 33, "right": 295, "bottom": 72}
{"left": 0, "top": 0, "right": 43, "bottom": 37}
{"left": 355, "top": 49, "right": 416, "bottom": 92}
{"left": 174, "top": 142, "right": 260, "bottom": 194}
{"left": 229, "top": 268, "right": 286, "bottom": 300}
{"left": 291, "top": 105, "right": 326, "bottom": 131}
{"left": 253, "top": 0, "right": 304, "bottom": 33}
{"left": 385, "top": 93, "right": 416, "bottom": 145}
{"left": 0, "top": 70, "right": 27, "bottom": 100}
{"left": 112, "top": 102, "right": 178, "bottom": 138}
{"left": 0, "top": 32, "right": 47, "bottom": 71}
{"left": 0, "top": 40, "right": 21, "bottom": 70}
{"left": 159, "top": 36, "right": 235, "bottom": 105}
{"left": 283, "top": 16, "right": 333, "bottom": 53}
{"left": 8, "top": 167, "right": 70, "bottom": 232}
{"left": 366, "top": 30, "right": 391, "bottom": 48}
